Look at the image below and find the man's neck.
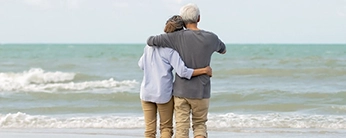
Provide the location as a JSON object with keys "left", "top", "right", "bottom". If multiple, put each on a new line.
{"left": 185, "top": 23, "right": 199, "bottom": 30}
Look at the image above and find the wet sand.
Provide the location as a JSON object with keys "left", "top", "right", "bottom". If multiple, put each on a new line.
{"left": 1, "top": 128, "right": 345, "bottom": 138}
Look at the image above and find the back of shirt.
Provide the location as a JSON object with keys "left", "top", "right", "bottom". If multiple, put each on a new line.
{"left": 147, "top": 29, "right": 226, "bottom": 99}
{"left": 138, "top": 46, "right": 194, "bottom": 103}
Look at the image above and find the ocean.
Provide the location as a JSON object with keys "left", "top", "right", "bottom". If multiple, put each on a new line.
{"left": 1, "top": 44, "right": 346, "bottom": 136}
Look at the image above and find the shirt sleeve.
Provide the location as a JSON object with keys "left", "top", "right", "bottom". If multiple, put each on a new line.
{"left": 168, "top": 49, "right": 193, "bottom": 79}
{"left": 147, "top": 33, "right": 177, "bottom": 50}
{"left": 216, "top": 39, "right": 226, "bottom": 53}
{"left": 138, "top": 47, "right": 146, "bottom": 70}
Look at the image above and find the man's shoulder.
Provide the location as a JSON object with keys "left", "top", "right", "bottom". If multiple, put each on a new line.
{"left": 160, "top": 30, "right": 184, "bottom": 38}
{"left": 200, "top": 30, "right": 218, "bottom": 37}
{"left": 183, "top": 29, "right": 217, "bottom": 37}
{"left": 151, "top": 31, "right": 182, "bottom": 38}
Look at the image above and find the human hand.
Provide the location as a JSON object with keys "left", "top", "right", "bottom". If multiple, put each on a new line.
{"left": 205, "top": 66, "right": 212, "bottom": 77}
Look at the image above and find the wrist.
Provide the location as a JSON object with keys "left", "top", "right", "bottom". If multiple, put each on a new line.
{"left": 203, "top": 68, "right": 208, "bottom": 74}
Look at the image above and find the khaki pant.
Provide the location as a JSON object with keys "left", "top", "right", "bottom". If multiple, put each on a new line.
{"left": 174, "top": 96, "right": 209, "bottom": 138}
{"left": 141, "top": 97, "right": 174, "bottom": 138}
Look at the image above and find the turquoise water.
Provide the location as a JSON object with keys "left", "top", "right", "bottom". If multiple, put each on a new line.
{"left": 0, "top": 44, "right": 346, "bottom": 130}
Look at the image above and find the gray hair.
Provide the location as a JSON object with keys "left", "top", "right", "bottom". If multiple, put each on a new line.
{"left": 179, "top": 3, "right": 200, "bottom": 24}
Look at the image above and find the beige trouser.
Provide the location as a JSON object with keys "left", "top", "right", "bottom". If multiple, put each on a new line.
{"left": 141, "top": 97, "right": 174, "bottom": 138}
{"left": 174, "top": 96, "right": 209, "bottom": 138}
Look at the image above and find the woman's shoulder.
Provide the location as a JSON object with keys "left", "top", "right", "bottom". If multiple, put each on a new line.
{"left": 158, "top": 47, "right": 175, "bottom": 53}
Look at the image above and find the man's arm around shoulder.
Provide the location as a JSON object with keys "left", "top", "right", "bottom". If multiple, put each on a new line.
{"left": 147, "top": 36, "right": 158, "bottom": 46}
{"left": 146, "top": 33, "right": 176, "bottom": 49}
{"left": 146, "top": 34, "right": 167, "bottom": 47}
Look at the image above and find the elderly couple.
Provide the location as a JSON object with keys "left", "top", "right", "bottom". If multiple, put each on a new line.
{"left": 138, "top": 3, "right": 226, "bottom": 138}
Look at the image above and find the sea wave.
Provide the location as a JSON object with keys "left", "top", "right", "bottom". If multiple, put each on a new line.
{"left": 214, "top": 68, "right": 346, "bottom": 77}
{"left": 0, "top": 68, "right": 138, "bottom": 92}
{"left": 207, "top": 113, "right": 346, "bottom": 130}
{"left": 0, "top": 112, "right": 144, "bottom": 129}
{"left": 210, "top": 90, "right": 346, "bottom": 114}
{"left": 1, "top": 112, "right": 345, "bottom": 129}
{"left": 0, "top": 68, "right": 75, "bottom": 84}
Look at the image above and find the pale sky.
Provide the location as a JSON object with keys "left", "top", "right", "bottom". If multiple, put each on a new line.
{"left": 1, "top": 0, "right": 346, "bottom": 44}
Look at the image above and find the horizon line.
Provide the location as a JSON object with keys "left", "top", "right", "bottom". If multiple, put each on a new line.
{"left": 1, "top": 42, "right": 346, "bottom": 45}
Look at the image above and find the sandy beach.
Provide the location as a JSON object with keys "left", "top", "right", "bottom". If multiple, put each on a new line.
{"left": 1, "top": 128, "right": 346, "bottom": 138}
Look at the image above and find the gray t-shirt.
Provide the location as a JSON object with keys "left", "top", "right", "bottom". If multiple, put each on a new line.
{"left": 147, "top": 29, "right": 226, "bottom": 99}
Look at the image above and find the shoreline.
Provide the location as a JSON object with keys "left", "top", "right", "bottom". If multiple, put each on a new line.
{"left": 1, "top": 128, "right": 345, "bottom": 138}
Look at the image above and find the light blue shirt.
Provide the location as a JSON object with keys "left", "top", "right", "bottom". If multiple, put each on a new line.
{"left": 138, "top": 45, "right": 194, "bottom": 104}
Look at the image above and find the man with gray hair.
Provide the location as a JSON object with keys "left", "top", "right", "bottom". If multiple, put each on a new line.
{"left": 147, "top": 3, "right": 226, "bottom": 138}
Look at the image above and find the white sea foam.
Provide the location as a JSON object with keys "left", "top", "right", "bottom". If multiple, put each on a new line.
{"left": 207, "top": 113, "right": 346, "bottom": 130}
{"left": 1, "top": 112, "right": 345, "bottom": 129}
{"left": 0, "top": 68, "right": 75, "bottom": 84}
{"left": 0, "top": 112, "right": 144, "bottom": 128}
{"left": 0, "top": 68, "right": 138, "bottom": 92}
{"left": 331, "top": 105, "right": 346, "bottom": 111}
